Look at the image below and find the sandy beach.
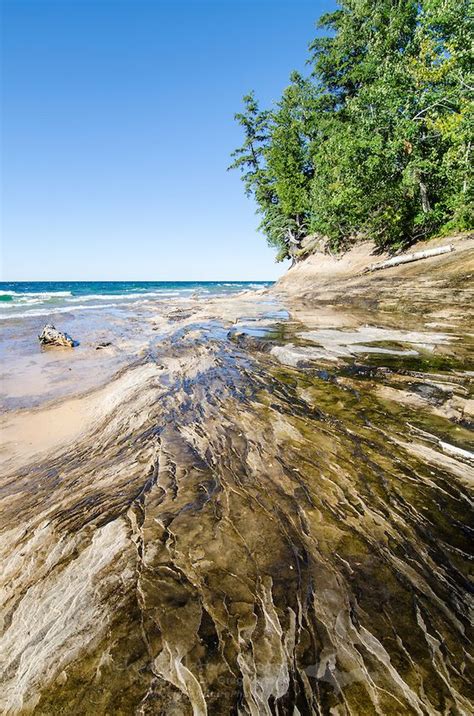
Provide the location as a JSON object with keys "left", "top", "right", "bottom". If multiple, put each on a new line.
{"left": 1, "top": 235, "right": 473, "bottom": 714}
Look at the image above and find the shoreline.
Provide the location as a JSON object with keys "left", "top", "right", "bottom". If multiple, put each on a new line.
{"left": 0, "top": 291, "right": 286, "bottom": 469}
{"left": 1, "top": 235, "right": 473, "bottom": 714}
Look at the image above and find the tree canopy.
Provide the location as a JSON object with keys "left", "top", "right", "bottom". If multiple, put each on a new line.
{"left": 230, "top": 0, "right": 473, "bottom": 260}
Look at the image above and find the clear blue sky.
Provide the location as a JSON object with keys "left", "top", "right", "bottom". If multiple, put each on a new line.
{"left": 1, "top": 0, "right": 335, "bottom": 281}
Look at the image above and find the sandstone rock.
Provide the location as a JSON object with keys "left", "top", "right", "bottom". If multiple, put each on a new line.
{"left": 38, "top": 324, "right": 75, "bottom": 348}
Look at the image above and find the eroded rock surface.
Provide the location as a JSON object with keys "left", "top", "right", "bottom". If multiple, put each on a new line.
{"left": 1, "top": 239, "right": 473, "bottom": 715}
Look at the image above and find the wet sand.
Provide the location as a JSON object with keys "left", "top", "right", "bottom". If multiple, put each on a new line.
{"left": 0, "top": 236, "right": 473, "bottom": 714}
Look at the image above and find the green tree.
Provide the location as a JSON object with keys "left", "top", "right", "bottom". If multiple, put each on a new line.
{"left": 231, "top": 0, "right": 473, "bottom": 258}
{"left": 230, "top": 79, "right": 316, "bottom": 261}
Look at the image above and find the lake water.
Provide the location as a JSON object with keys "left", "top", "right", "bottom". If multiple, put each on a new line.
{"left": 0, "top": 281, "right": 272, "bottom": 320}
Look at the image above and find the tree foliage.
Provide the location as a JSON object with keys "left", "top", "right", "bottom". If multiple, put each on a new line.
{"left": 230, "top": 0, "right": 473, "bottom": 260}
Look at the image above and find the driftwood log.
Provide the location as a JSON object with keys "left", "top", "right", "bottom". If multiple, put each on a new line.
{"left": 370, "top": 244, "right": 454, "bottom": 272}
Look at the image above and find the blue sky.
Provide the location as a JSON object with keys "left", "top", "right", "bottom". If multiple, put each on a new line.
{"left": 1, "top": 0, "right": 334, "bottom": 281}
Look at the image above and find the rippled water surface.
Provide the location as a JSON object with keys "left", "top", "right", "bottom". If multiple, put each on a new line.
{"left": 0, "top": 281, "right": 272, "bottom": 319}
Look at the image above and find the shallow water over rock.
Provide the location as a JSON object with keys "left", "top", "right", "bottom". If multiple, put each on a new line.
{"left": 0, "top": 263, "right": 473, "bottom": 714}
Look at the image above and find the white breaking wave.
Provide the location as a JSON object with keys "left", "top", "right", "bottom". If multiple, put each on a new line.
{"left": 65, "top": 291, "right": 181, "bottom": 303}
{"left": 0, "top": 295, "right": 190, "bottom": 320}
{"left": 0, "top": 290, "right": 72, "bottom": 297}
{"left": 0, "top": 302, "right": 121, "bottom": 320}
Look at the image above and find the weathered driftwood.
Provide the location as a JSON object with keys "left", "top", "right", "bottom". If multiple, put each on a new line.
{"left": 370, "top": 244, "right": 454, "bottom": 272}
{"left": 38, "top": 324, "right": 75, "bottom": 348}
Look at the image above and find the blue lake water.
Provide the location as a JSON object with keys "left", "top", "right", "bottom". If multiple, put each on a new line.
{"left": 0, "top": 281, "right": 273, "bottom": 320}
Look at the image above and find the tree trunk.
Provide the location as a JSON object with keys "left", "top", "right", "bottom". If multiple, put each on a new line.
{"left": 419, "top": 177, "right": 431, "bottom": 213}
{"left": 463, "top": 142, "right": 471, "bottom": 194}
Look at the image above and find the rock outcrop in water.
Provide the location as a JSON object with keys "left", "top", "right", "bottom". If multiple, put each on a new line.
{"left": 38, "top": 323, "right": 75, "bottom": 348}
{"left": 1, "top": 235, "right": 473, "bottom": 715}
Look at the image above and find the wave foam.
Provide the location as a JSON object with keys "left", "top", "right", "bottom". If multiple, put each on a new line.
{"left": 65, "top": 291, "right": 181, "bottom": 303}
{"left": 0, "top": 303, "right": 120, "bottom": 320}
{"left": 0, "top": 290, "right": 72, "bottom": 298}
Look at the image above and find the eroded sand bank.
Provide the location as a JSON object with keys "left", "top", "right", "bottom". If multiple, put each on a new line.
{"left": 0, "top": 236, "right": 473, "bottom": 714}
